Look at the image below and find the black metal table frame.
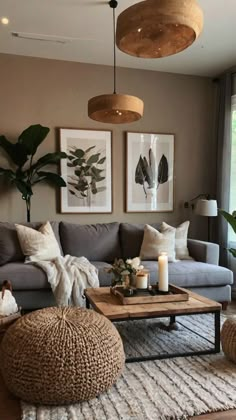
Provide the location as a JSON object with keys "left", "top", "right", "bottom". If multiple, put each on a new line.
{"left": 86, "top": 296, "right": 221, "bottom": 363}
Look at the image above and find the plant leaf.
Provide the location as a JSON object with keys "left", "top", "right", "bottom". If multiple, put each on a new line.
{"left": 34, "top": 171, "right": 66, "bottom": 187}
{"left": 0, "top": 167, "right": 16, "bottom": 181}
{"left": 31, "top": 152, "right": 67, "bottom": 171}
{"left": 135, "top": 156, "right": 145, "bottom": 185}
{"left": 91, "top": 179, "right": 97, "bottom": 194}
{"left": 0, "top": 136, "right": 28, "bottom": 167}
{"left": 142, "top": 156, "right": 154, "bottom": 188}
{"left": 87, "top": 153, "right": 100, "bottom": 165}
{"left": 229, "top": 248, "right": 236, "bottom": 258}
{"left": 85, "top": 146, "right": 95, "bottom": 153}
{"left": 219, "top": 209, "right": 236, "bottom": 234}
{"left": 97, "top": 157, "right": 106, "bottom": 164}
{"left": 70, "top": 149, "right": 85, "bottom": 159}
{"left": 15, "top": 180, "right": 33, "bottom": 198}
{"left": 157, "top": 154, "right": 168, "bottom": 184}
{"left": 18, "top": 124, "right": 50, "bottom": 156}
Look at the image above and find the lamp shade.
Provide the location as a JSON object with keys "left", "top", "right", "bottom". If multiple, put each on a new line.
{"left": 88, "top": 93, "right": 144, "bottom": 124}
{"left": 195, "top": 200, "right": 218, "bottom": 217}
{"left": 116, "top": 0, "right": 203, "bottom": 59}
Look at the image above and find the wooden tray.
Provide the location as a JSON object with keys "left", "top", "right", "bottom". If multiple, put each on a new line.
{"left": 110, "top": 284, "right": 189, "bottom": 305}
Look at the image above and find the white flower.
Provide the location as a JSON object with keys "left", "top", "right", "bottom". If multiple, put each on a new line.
{"left": 126, "top": 259, "right": 132, "bottom": 264}
{"left": 130, "top": 257, "right": 141, "bottom": 269}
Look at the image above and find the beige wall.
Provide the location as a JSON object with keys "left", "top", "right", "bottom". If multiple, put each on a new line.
{"left": 0, "top": 53, "right": 216, "bottom": 239}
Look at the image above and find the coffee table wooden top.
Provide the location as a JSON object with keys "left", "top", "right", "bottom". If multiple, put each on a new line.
{"left": 85, "top": 287, "right": 222, "bottom": 320}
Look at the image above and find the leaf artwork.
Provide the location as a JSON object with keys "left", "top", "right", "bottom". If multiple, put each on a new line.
{"left": 67, "top": 144, "right": 106, "bottom": 201}
{"left": 134, "top": 148, "right": 169, "bottom": 198}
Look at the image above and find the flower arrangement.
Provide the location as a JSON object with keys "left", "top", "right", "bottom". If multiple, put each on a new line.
{"left": 106, "top": 257, "right": 144, "bottom": 285}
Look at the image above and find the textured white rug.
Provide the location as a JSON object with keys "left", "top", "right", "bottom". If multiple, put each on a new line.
{"left": 21, "top": 314, "right": 236, "bottom": 420}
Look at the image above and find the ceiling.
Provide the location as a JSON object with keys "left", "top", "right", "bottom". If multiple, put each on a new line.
{"left": 0, "top": 0, "right": 235, "bottom": 77}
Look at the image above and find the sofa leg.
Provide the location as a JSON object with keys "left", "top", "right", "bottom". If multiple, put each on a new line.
{"left": 220, "top": 301, "right": 229, "bottom": 311}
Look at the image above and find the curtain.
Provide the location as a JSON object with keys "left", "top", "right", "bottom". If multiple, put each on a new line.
{"left": 216, "top": 71, "right": 233, "bottom": 266}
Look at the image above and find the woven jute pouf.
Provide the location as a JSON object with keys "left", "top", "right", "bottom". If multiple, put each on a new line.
{"left": 0, "top": 307, "right": 125, "bottom": 404}
{"left": 221, "top": 318, "right": 236, "bottom": 363}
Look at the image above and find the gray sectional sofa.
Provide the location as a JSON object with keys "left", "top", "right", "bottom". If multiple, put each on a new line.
{"left": 0, "top": 221, "right": 233, "bottom": 310}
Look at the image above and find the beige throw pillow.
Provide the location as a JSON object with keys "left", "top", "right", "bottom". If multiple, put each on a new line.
{"left": 140, "top": 224, "right": 176, "bottom": 262}
{"left": 161, "top": 221, "right": 192, "bottom": 260}
{"left": 15, "top": 221, "right": 61, "bottom": 262}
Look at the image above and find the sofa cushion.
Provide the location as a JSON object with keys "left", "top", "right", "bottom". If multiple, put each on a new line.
{"left": 0, "top": 222, "right": 62, "bottom": 266}
{"left": 60, "top": 222, "right": 121, "bottom": 262}
{"left": 15, "top": 222, "right": 61, "bottom": 262}
{"left": 161, "top": 221, "right": 192, "bottom": 260}
{"left": 0, "top": 262, "right": 50, "bottom": 290}
{"left": 140, "top": 224, "right": 176, "bottom": 262}
{"left": 120, "top": 223, "right": 161, "bottom": 259}
{"left": 141, "top": 260, "right": 234, "bottom": 288}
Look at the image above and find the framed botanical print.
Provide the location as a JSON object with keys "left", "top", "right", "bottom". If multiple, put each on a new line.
{"left": 126, "top": 132, "right": 174, "bottom": 212}
{"left": 60, "top": 128, "right": 112, "bottom": 213}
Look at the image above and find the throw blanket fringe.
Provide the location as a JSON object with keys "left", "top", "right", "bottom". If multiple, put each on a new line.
{"left": 32, "top": 255, "right": 99, "bottom": 307}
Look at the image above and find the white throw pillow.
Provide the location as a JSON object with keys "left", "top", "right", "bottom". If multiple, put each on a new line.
{"left": 15, "top": 221, "right": 61, "bottom": 262}
{"left": 140, "top": 224, "right": 176, "bottom": 262}
{"left": 161, "top": 221, "right": 192, "bottom": 260}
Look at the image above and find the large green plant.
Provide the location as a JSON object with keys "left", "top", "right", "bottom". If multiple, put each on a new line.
{"left": 219, "top": 209, "right": 236, "bottom": 257}
{"left": 0, "top": 124, "right": 67, "bottom": 222}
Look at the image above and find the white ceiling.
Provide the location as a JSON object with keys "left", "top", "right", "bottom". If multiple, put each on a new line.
{"left": 0, "top": 0, "right": 235, "bottom": 77}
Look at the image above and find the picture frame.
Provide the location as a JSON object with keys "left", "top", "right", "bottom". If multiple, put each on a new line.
{"left": 59, "top": 128, "right": 112, "bottom": 213}
{"left": 126, "top": 132, "right": 174, "bottom": 212}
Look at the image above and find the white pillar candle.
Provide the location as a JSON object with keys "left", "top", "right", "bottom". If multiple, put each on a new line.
{"left": 158, "top": 252, "right": 169, "bottom": 292}
{"left": 136, "top": 273, "right": 148, "bottom": 289}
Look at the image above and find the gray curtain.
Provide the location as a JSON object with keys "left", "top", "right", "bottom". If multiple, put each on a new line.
{"left": 216, "top": 71, "right": 232, "bottom": 266}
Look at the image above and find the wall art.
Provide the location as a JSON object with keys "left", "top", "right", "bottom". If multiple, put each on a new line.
{"left": 60, "top": 128, "right": 112, "bottom": 213}
{"left": 126, "top": 132, "right": 174, "bottom": 212}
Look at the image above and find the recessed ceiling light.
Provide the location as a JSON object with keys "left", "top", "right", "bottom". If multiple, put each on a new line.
{"left": 1, "top": 17, "right": 9, "bottom": 25}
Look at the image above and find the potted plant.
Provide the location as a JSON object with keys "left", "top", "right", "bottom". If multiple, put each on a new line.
{"left": 0, "top": 124, "right": 67, "bottom": 222}
{"left": 219, "top": 209, "right": 236, "bottom": 257}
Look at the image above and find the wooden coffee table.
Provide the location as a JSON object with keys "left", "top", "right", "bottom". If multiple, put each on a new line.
{"left": 85, "top": 287, "right": 221, "bottom": 363}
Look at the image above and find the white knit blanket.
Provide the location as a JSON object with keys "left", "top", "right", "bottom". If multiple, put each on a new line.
{"left": 33, "top": 255, "right": 99, "bottom": 307}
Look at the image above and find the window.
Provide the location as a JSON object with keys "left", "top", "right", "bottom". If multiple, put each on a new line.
{"left": 229, "top": 95, "right": 236, "bottom": 242}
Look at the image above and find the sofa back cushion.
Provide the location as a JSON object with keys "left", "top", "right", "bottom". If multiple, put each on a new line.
{"left": 59, "top": 222, "right": 121, "bottom": 262}
{"left": 120, "top": 223, "right": 161, "bottom": 259}
{"left": 0, "top": 222, "right": 61, "bottom": 266}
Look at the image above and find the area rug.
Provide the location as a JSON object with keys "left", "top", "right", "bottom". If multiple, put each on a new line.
{"left": 21, "top": 314, "right": 236, "bottom": 420}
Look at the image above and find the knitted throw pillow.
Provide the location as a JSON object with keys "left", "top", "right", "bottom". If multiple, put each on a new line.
{"left": 15, "top": 221, "right": 61, "bottom": 262}
{"left": 140, "top": 224, "right": 176, "bottom": 262}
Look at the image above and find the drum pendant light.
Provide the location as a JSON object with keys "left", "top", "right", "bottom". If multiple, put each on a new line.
{"left": 116, "top": 0, "right": 204, "bottom": 59}
{"left": 88, "top": 0, "right": 144, "bottom": 124}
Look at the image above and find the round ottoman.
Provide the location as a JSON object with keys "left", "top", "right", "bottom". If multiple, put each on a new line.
{"left": 0, "top": 307, "right": 125, "bottom": 404}
{"left": 221, "top": 318, "right": 236, "bottom": 362}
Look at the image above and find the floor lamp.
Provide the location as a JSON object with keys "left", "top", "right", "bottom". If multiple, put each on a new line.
{"left": 195, "top": 199, "right": 218, "bottom": 242}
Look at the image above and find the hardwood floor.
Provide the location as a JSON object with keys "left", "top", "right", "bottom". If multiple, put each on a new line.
{"left": 0, "top": 303, "right": 236, "bottom": 420}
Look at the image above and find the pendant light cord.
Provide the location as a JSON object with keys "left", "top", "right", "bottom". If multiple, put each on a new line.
{"left": 113, "top": 6, "right": 116, "bottom": 94}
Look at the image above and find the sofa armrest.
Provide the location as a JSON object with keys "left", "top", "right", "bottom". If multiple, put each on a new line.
{"left": 187, "top": 239, "right": 219, "bottom": 265}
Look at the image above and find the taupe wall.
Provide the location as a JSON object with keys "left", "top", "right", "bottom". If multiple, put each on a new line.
{"left": 0, "top": 53, "right": 216, "bottom": 239}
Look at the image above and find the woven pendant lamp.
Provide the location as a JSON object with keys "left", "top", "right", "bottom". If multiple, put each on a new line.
{"left": 88, "top": 0, "right": 144, "bottom": 124}
{"left": 116, "top": 0, "right": 203, "bottom": 58}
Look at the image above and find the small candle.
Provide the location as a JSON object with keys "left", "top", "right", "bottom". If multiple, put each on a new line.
{"left": 136, "top": 273, "right": 148, "bottom": 289}
{"left": 158, "top": 252, "right": 168, "bottom": 292}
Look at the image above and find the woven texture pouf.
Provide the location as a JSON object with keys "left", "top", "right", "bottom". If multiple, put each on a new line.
{"left": 0, "top": 307, "right": 125, "bottom": 404}
{"left": 221, "top": 318, "right": 236, "bottom": 362}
